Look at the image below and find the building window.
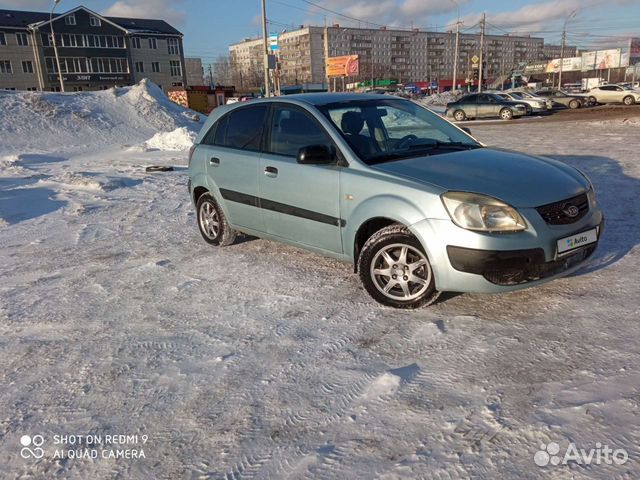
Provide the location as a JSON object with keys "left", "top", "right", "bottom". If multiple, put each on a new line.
{"left": 22, "top": 60, "right": 33, "bottom": 73}
{"left": 0, "top": 32, "right": 5, "bottom": 45}
{"left": 151, "top": 62, "right": 160, "bottom": 73}
{"left": 90, "top": 57, "right": 128, "bottom": 73}
{"left": 64, "top": 14, "right": 76, "bottom": 26}
{"left": 27, "top": 87, "right": 37, "bottom": 91}
{"left": 148, "top": 38, "right": 157, "bottom": 49}
{"left": 16, "top": 32, "right": 29, "bottom": 46}
{"left": 131, "top": 37, "right": 140, "bottom": 49}
{"left": 170, "top": 60, "right": 182, "bottom": 77}
{"left": 41, "top": 33, "right": 50, "bottom": 46}
{"left": 0, "top": 60, "right": 12, "bottom": 74}
{"left": 135, "top": 61, "right": 144, "bottom": 73}
{"left": 90, "top": 16, "right": 101, "bottom": 27}
{"left": 167, "top": 38, "right": 179, "bottom": 55}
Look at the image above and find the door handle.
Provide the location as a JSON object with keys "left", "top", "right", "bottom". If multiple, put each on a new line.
{"left": 209, "top": 157, "right": 220, "bottom": 166}
{"left": 264, "top": 166, "right": 278, "bottom": 177}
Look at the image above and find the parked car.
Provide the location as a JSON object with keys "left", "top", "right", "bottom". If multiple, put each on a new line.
{"left": 446, "top": 93, "right": 528, "bottom": 121}
{"left": 535, "top": 90, "right": 585, "bottom": 109}
{"left": 588, "top": 85, "right": 640, "bottom": 105}
{"left": 508, "top": 90, "right": 554, "bottom": 110}
{"left": 188, "top": 94, "right": 603, "bottom": 308}
{"left": 494, "top": 91, "right": 548, "bottom": 113}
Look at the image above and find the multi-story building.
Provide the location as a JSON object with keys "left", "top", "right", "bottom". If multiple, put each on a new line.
{"left": 0, "top": 5, "right": 186, "bottom": 92}
{"left": 184, "top": 57, "right": 204, "bottom": 86}
{"left": 542, "top": 44, "right": 579, "bottom": 60}
{"left": 229, "top": 25, "right": 549, "bottom": 89}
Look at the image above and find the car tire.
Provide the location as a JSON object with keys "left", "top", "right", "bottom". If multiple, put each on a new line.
{"left": 623, "top": 95, "right": 636, "bottom": 106}
{"left": 196, "top": 193, "right": 236, "bottom": 246}
{"left": 358, "top": 224, "right": 440, "bottom": 309}
{"left": 500, "top": 108, "right": 514, "bottom": 120}
{"left": 453, "top": 110, "right": 467, "bottom": 121}
{"left": 568, "top": 99, "right": 580, "bottom": 109}
{"left": 589, "top": 96, "right": 598, "bottom": 105}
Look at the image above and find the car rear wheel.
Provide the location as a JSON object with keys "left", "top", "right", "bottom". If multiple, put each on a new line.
{"left": 500, "top": 108, "right": 514, "bottom": 120}
{"left": 196, "top": 193, "right": 236, "bottom": 246}
{"left": 623, "top": 95, "right": 636, "bottom": 106}
{"left": 358, "top": 224, "right": 440, "bottom": 309}
{"left": 453, "top": 110, "right": 467, "bottom": 121}
{"left": 568, "top": 99, "right": 580, "bottom": 109}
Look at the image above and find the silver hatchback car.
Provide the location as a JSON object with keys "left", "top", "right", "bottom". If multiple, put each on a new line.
{"left": 188, "top": 94, "right": 603, "bottom": 308}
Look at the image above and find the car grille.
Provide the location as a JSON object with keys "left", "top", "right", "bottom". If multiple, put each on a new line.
{"left": 536, "top": 193, "right": 589, "bottom": 225}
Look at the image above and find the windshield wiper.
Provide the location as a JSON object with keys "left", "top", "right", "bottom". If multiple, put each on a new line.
{"left": 407, "top": 140, "right": 480, "bottom": 151}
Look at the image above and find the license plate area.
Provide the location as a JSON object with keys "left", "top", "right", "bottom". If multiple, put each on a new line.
{"left": 556, "top": 227, "right": 598, "bottom": 256}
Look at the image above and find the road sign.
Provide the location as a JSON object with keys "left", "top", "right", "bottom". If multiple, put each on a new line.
{"left": 269, "top": 33, "right": 279, "bottom": 51}
{"left": 471, "top": 55, "right": 479, "bottom": 65}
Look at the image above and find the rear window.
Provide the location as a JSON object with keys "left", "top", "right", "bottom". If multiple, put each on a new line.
{"left": 214, "top": 105, "right": 268, "bottom": 151}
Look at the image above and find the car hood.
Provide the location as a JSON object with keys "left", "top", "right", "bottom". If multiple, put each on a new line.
{"left": 372, "top": 147, "right": 589, "bottom": 208}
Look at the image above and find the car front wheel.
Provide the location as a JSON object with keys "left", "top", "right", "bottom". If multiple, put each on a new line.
{"left": 358, "top": 224, "right": 440, "bottom": 308}
{"left": 196, "top": 193, "right": 236, "bottom": 246}
{"left": 569, "top": 99, "right": 580, "bottom": 109}
{"left": 623, "top": 95, "right": 636, "bottom": 106}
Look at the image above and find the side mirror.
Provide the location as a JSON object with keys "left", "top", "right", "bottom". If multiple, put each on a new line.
{"left": 461, "top": 127, "right": 472, "bottom": 135}
{"left": 297, "top": 145, "right": 336, "bottom": 165}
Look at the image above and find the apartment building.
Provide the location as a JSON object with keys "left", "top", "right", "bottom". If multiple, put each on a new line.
{"left": 229, "top": 25, "right": 550, "bottom": 88}
{"left": 542, "top": 44, "right": 579, "bottom": 60}
{"left": 0, "top": 6, "right": 186, "bottom": 92}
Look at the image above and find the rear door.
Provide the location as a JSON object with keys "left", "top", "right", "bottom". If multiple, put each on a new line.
{"left": 258, "top": 103, "right": 343, "bottom": 253}
{"left": 477, "top": 94, "right": 497, "bottom": 117}
{"left": 201, "top": 104, "right": 268, "bottom": 232}
{"left": 460, "top": 94, "right": 478, "bottom": 118}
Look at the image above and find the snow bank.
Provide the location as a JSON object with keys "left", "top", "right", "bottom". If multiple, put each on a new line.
{"left": 144, "top": 127, "right": 196, "bottom": 151}
{"left": 418, "top": 90, "right": 464, "bottom": 107}
{"left": 0, "top": 79, "right": 204, "bottom": 156}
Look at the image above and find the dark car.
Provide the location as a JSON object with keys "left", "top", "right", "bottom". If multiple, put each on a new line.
{"left": 446, "top": 93, "right": 529, "bottom": 121}
{"left": 534, "top": 90, "right": 585, "bottom": 109}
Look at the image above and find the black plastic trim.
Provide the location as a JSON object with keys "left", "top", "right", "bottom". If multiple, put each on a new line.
{"left": 219, "top": 188, "right": 345, "bottom": 227}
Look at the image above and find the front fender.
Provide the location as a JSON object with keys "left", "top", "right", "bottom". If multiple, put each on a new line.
{"left": 343, "top": 194, "right": 432, "bottom": 261}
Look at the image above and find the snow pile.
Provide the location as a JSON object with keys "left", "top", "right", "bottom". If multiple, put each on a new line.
{"left": 0, "top": 79, "right": 204, "bottom": 156}
{"left": 144, "top": 127, "right": 196, "bottom": 151}
{"left": 418, "top": 90, "right": 464, "bottom": 106}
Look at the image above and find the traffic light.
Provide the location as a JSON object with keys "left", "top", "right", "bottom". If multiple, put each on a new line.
{"left": 473, "top": 69, "right": 479, "bottom": 81}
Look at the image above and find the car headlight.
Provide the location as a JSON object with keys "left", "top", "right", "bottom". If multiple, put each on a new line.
{"left": 441, "top": 191, "right": 527, "bottom": 232}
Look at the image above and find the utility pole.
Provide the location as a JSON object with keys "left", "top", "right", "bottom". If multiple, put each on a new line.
{"left": 558, "top": 9, "right": 577, "bottom": 90}
{"left": 450, "top": 0, "right": 460, "bottom": 92}
{"left": 261, "top": 0, "right": 271, "bottom": 97}
{"left": 50, "top": 0, "right": 64, "bottom": 92}
{"left": 208, "top": 64, "right": 213, "bottom": 87}
{"left": 478, "top": 13, "right": 485, "bottom": 93}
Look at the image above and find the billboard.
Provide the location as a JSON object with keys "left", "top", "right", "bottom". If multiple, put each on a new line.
{"left": 581, "top": 49, "right": 621, "bottom": 71}
{"left": 630, "top": 38, "right": 640, "bottom": 62}
{"left": 545, "top": 57, "right": 582, "bottom": 73}
{"left": 326, "top": 55, "right": 359, "bottom": 77}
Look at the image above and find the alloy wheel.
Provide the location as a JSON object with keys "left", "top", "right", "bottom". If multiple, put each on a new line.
{"left": 199, "top": 200, "right": 220, "bottom": 240}
{"left": 370, "top": 243, "right": 432, "bottom": 301}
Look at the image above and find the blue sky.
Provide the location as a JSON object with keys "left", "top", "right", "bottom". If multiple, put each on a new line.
{"left": 2, "top": 0, "right": 639, "bottom": 65}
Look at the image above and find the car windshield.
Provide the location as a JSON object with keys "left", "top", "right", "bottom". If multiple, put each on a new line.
{"left": 318, "top": 98, "right": 481, "bottom": 165}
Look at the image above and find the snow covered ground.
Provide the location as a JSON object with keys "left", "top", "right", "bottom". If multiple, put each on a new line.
{"left": 1, "top": 86, "right": 639, "bottom": 479}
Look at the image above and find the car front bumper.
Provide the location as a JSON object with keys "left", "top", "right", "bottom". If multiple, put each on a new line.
{"left": 409, "top": 205, "right": 604, "bottom": 293}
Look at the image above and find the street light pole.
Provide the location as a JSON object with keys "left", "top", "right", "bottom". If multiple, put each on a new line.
{"left": 50, "top": 0, "right": 64, "bottom": 92}
{"left": 450, "top": 0, "right": 460, "bottom": 92}
{"left": 261, "top": 0, "right": 271, "bottom": 97}
{"left": 558, "top": 9, "right": 577, "bottom": 90}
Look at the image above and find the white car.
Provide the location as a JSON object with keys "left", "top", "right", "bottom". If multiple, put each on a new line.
{"left": 496, "top": 92, "right": 548, "bottom": 112}
{"left": 588, "top": 85, "right": 640, "bottom": 105}
{"left": 507, "top": 90, "right": 553, "bottom": 110}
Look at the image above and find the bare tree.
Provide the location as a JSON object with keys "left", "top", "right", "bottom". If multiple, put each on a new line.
{"left": 211, "top": 55, "right": 233, "bottom": 86}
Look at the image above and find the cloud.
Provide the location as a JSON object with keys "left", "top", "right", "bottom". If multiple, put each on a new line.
{"left": 0, "top": 0, "right": 50, "bottom": 8}
{"left": 103, "top": 0, "right": 186, "bottom": 26}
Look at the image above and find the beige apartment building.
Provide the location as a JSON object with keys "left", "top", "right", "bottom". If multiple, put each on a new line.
{"left": 230, "top": 25, "right": 574, "bottom": 89}
{"left": 0, "top": 5, "right": 186, "bottom": 92}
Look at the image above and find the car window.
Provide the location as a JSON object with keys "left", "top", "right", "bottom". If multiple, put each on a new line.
{"left": 215, "top": 105, "right": 268, "bottom": 151}
{"left": 462, "top": 94, "right": 477, "bottom": 103}
{"left": 478, "top": 94, "right": 495, "bottom": 103}
{"left": 268, "top": 105, "right": 333, "bottom": 157}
